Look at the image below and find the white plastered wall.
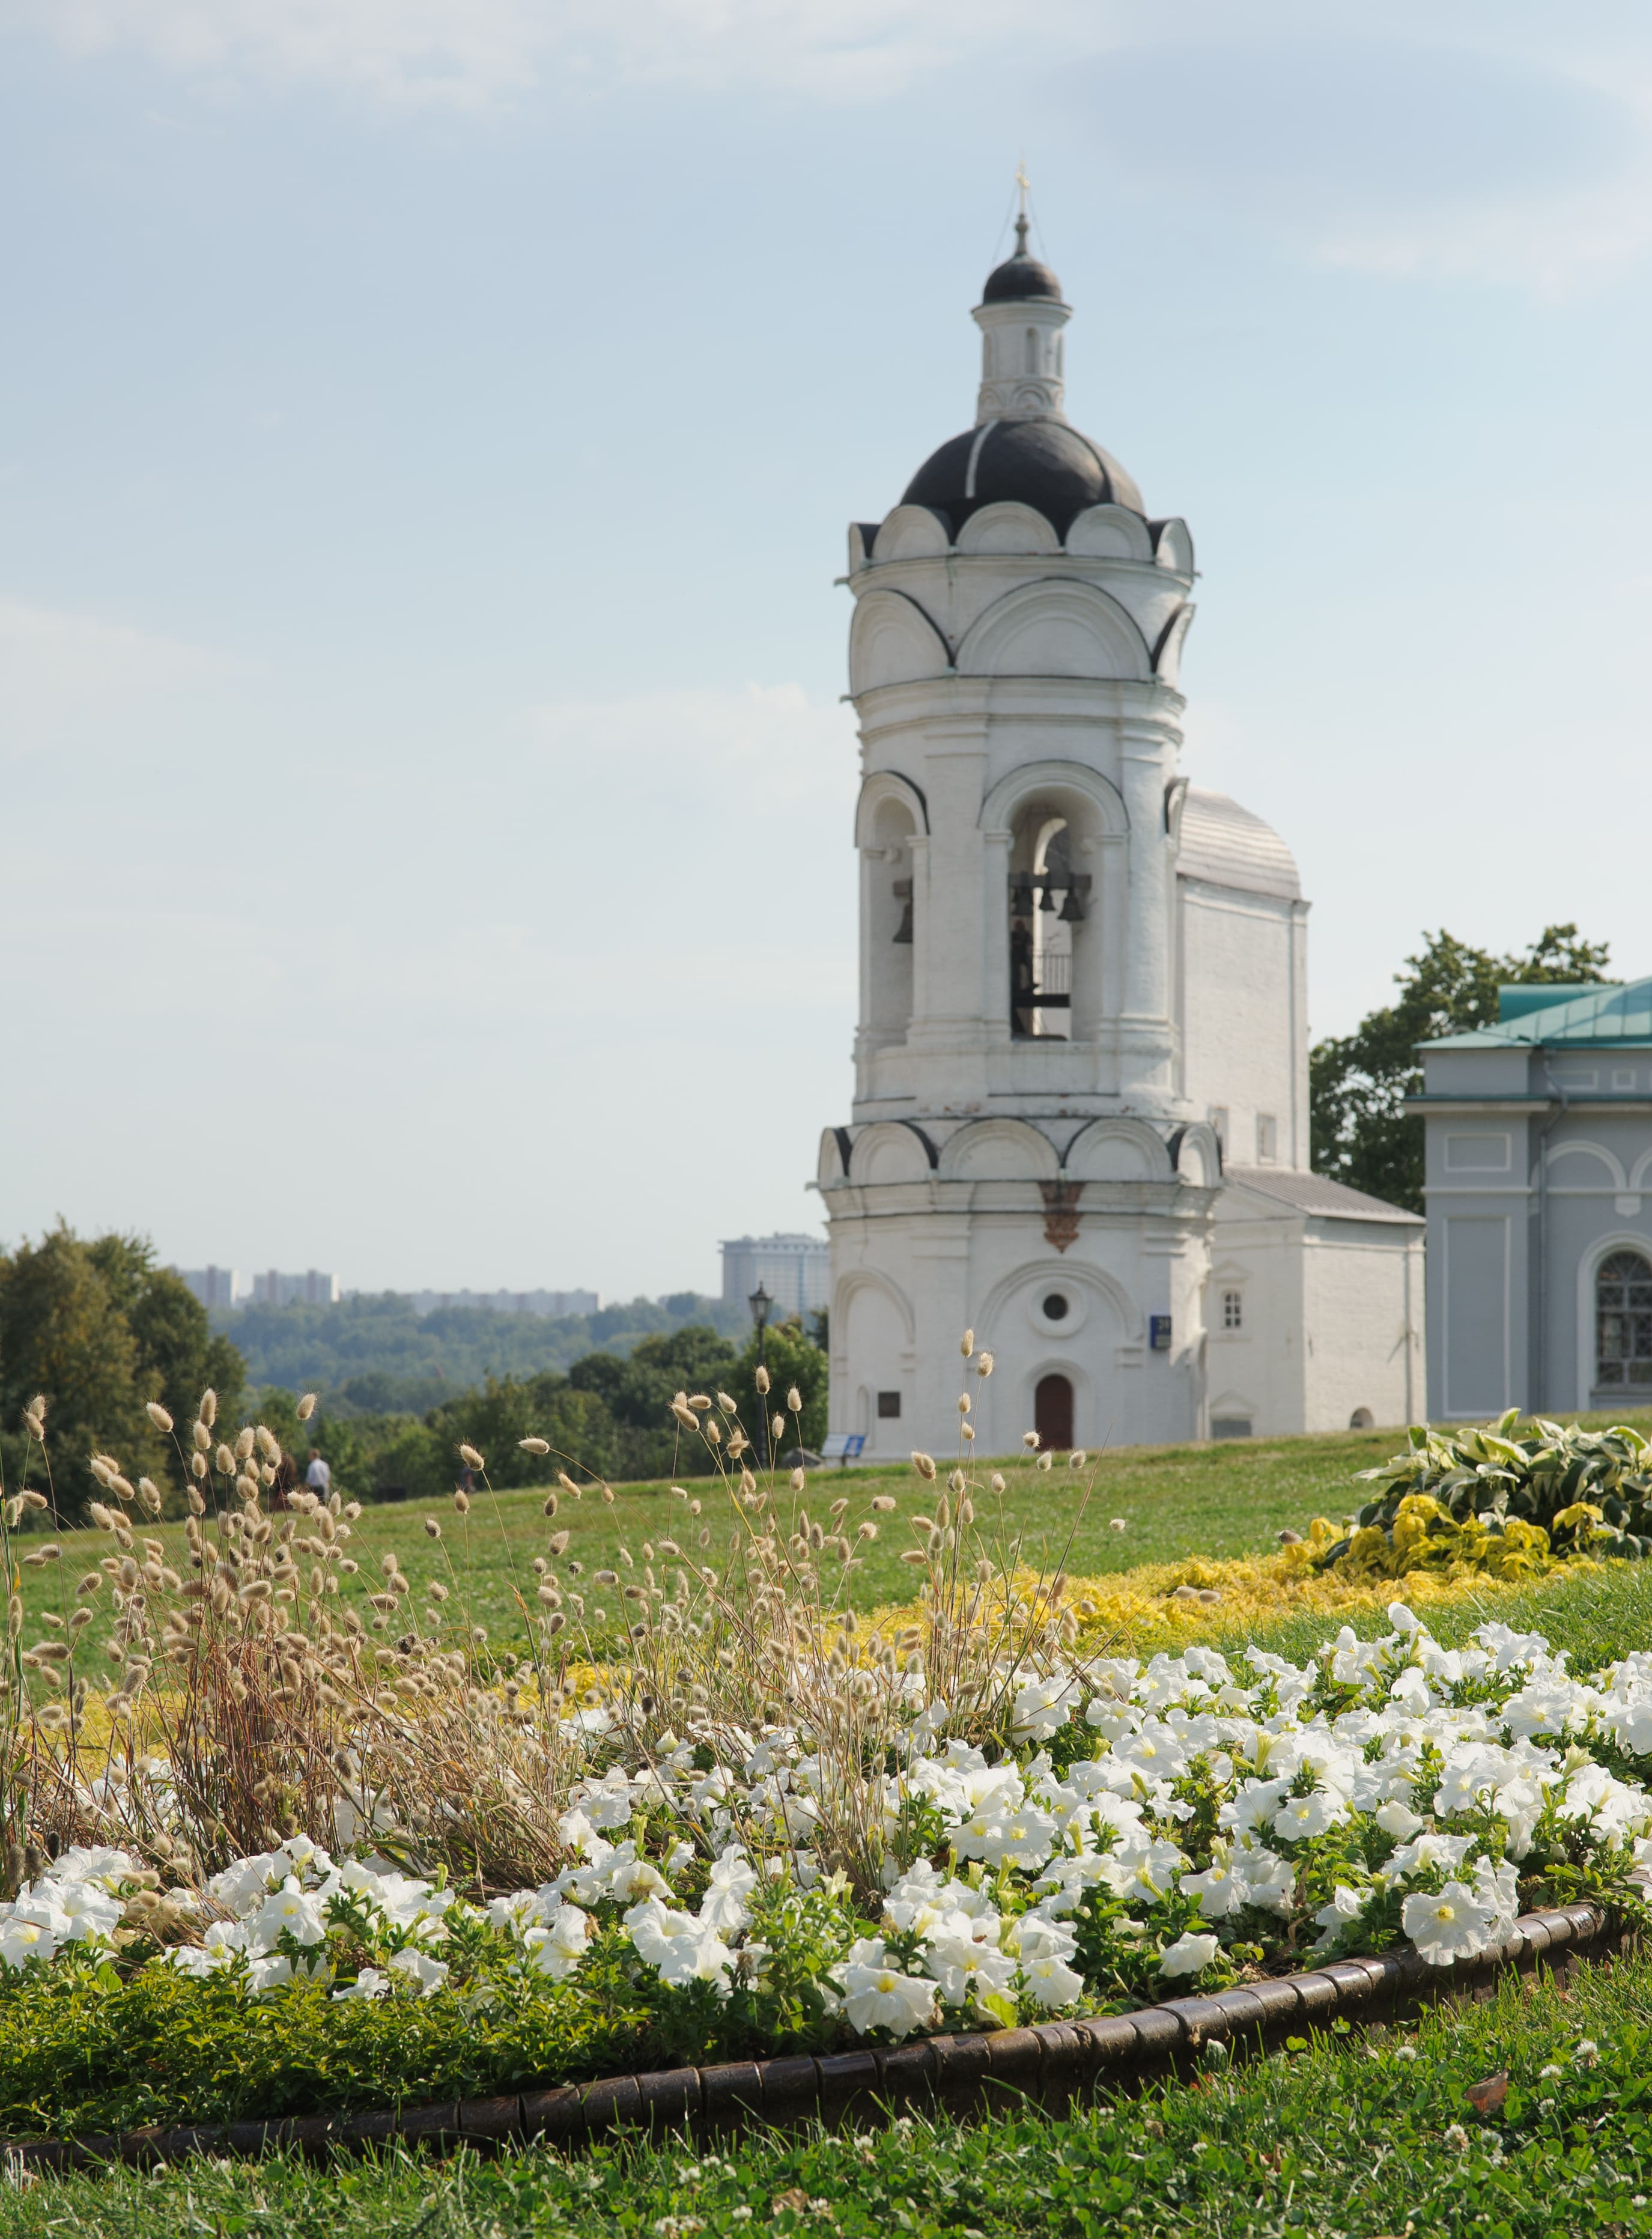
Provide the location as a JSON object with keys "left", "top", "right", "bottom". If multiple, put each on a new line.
{"left": 1178, "top": 879, "right": 1308, "bottom": 1171}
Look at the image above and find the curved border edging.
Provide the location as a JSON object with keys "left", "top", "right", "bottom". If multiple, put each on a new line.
{"left": 2, "top": 1904, "right": 1620, "bottom": 2173}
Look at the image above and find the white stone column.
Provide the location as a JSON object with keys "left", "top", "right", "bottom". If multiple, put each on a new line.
{"left": 1118, "top": 719, "right": 1177, "bottom": 1107}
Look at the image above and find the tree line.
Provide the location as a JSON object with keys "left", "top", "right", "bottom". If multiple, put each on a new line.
{"left": 0, "top": 1226, "right": 827, "bottom": 1516}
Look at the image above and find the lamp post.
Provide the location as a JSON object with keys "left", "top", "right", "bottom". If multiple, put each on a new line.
{"left": 749, "top": 1281, "right": 774, "bottom": 1467}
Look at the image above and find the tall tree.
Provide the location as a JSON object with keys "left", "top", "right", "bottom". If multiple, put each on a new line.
{"left": 0, "top": 1226, "right": 246, "bottom": 1508}
{"left": 1310, "top": 923, "right": 1612, "bottom": 1214}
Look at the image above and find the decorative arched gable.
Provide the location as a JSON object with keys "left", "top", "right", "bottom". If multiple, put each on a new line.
{"left": 974, "top": 1257, "right": 1144, "bottom": 1346}
{"left": 1065, "top": 504, "right": 1155, "bottom": 561}
{"left": 957, "top": 579, "right": 1152, "bottom": 682}
{"left": 937, "top": 1119, "right": 1060, "bottom": 1182}
{"left": 871, "top": 505, "right": 952, "bottom": 562}
{"left": 848, "top": 1122, "right": 934, "bottom": 1185}
{"left": 955, "top": 502, "right": 1062, "bottom": 556}
{"left": 1063, "top": 1117, "right": 1171, "bottom": 1182}
{"left": 848, "top": 588, "right": 951, "bottom": 693}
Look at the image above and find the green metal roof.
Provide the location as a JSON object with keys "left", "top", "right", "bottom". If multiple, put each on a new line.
{"left": 1426, "top": 978, "right": 1652, "bottom": 1050}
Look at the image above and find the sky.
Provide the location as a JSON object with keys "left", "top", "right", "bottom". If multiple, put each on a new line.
{"left": 2, "top": 1, "right": 1650, "bottom": 1298}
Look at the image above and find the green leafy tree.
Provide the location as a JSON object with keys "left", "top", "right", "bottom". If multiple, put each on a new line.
{"left": 0, "top": 1226, "right": 246, "bottom": 1510}
{"left": 1310, "top": 923, "right": 1612, "bottom": 1214}
{"left": 728, "top": 1317, "right": 829, "bottom": 1455}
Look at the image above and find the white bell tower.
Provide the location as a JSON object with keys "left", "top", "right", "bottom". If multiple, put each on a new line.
{"left": 815, "top": 198, "right": 1424, "bottom": 1459}
{"left": 815, "top": 201, "right": 1223, "bottom": 1459}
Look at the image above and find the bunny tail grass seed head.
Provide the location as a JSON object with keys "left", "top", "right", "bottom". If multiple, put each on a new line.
{"left": 787, "top": 1386, "right": 802, "bottom": 1413}
{"left": 1023, "top": 1430, "right": 1040, "bottom": 1449}
{"left": 296, "top": 1392, "right": 316, "bottom": 1422}
{"left": 518, "top": 1437, "right": 550, "bottom": 1455}
{"left": 960, "top": 1329, "right": 974, "bottom": 1357}
{"left": 199, "top": 1388, "right": 217, "bottom": 1429}
{"left": 911, "top": 1451, "right": 937, "bottom": 1480}
{"left": 459, "top": 1444, "right": 484, "bottom": 1471}
{"left": 145, "top": 1402, "right": 174, "bottom": 1434}
{"left": 755, "top": 1366, "right": 770, "bottom": 1396}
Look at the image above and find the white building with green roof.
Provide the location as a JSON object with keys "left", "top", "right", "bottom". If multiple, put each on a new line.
{"left": 1414, "top": 980, "right": 1652, "bottom": 1419}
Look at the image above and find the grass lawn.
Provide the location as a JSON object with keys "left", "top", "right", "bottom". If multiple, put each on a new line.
{"left": 30, "top": 1406, "right": 1652, "bottom": 1665}
{"left": 4, "top": 1936, "right": 1650, "bottom": 2236}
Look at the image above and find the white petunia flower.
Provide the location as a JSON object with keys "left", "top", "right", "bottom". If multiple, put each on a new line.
{"left": 1158, "top": 1931, "right": 1220, "bottom": 1981}
{"left": 1180, "top": 1860, "right": 1246, "bottom": 1919}
{"left": 1400, "top": 1882, "right": 1496, "bottom": 1966}
{"left": 0, "top": 1916, "right": 59, "bottom": 1971}
{"left": 839, "top": 1940, "right": 938, "bottom": 2040}
{"left": 334, "top": 1967, "right": 390, "bottom": 2002}
{"left": 524, "top": 1904, "right": 594, "bottom": 1981}
{"left": 1020, "top": 1951, "right": 1086, "bottom": 2008}
{"left": 249, "top": 1878, "right": 329, "bottom": 1952}
{"left": 698, "top": 1847, "right": 758, "bottom": 1931}
{"left": 389, "top": 1946, "right": 451, "bottom": 1994}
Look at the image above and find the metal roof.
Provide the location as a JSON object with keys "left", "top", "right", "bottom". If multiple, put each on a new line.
{"left": 1426, "top": 978, "right": 1652, "bottom": 1050}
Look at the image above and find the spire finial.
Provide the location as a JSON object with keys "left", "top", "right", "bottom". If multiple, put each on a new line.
{"left": 1013, "top": 159, "right": 1031, "bottom": 255}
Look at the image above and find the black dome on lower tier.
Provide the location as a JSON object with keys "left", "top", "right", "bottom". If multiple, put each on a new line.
{"left": 901, "top": 418, "right": 1144, "bottom": 540}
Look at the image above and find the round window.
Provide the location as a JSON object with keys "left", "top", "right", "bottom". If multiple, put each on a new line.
{"left": 1042, "top": 1292, "right": 1069, "bottom": 1322}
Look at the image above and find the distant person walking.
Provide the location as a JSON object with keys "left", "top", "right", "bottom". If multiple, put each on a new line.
{"left": 305, "top": 1447, "right": 332, "bottom": 1499}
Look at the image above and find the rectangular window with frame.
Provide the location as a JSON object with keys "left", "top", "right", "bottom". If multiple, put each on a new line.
{"left": 1257, "top": 1114, "right": 1278, "bottom": 1164}
{"left": 876, "top": 1390, "right": 902, "bottom": 1419}
{"left": 1222, "top": 1289, "right": 1243, "bottom": 1331}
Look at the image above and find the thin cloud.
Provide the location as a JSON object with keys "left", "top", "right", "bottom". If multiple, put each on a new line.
{"left": 0, "top": 595, "right": 227, "bottom": 757}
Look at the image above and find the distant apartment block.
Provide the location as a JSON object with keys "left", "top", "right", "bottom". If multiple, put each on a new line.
{"left": 174, "top": 1266, "right": 249, "bottom": 1310}
{"left": 253, "top": 1269, "right": 341, "bottom": 1306}
{"left": 175, "top": 1267, "right": 338, "bottom": 1308}
{"left": 720, "top": 1233, "right": 830, "bottom": 1321}
{"left": 402, "top": 1289, "right": 600, "bottom": 1318}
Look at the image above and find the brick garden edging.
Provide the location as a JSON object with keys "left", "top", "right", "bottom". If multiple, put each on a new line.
{"left": 1, "top": 1902, "right": 1620, "bottom": 2174}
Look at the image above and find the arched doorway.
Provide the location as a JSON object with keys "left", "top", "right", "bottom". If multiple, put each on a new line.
{"left": 1034, "top": 1373, "right": 1073, "bottom": 1453}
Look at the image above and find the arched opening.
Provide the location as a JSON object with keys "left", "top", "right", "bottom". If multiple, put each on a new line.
{"left": 1009, "top": 809, "right": 1090, "bottom": 1040}
{"left": 1034, "top": 1373, "right": 1073, "bottom": 1453}
{"left": 1349, "top": 1406, "right": 1375, "bottom": 1430}
{"left": 863, "top": 795, "right": 916, "bottom": 1047}
{"left": 1024, "top": 326, "right": 1038, "bottom": 374}
{"left": 1596, "top": 1250, "right": 1652, "bottom": 1392}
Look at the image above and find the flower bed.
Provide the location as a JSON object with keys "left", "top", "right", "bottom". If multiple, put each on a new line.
{"left": 0, "top": 1599, "right": 1649, "bottom": 2137}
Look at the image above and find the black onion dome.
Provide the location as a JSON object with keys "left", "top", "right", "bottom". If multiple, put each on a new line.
{"left": 981, "top": 249, "right": 1063, "bottom": 303}
{"left": 901, "top": 418, "right": 1144, "bottom": 541}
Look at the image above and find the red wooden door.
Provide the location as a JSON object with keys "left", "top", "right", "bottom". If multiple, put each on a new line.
{"left": 1034, "top": 1373, "right": 1073, "bottom": 1453}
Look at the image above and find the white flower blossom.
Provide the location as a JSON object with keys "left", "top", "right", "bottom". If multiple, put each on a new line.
{"left": 1158, "top": 1931, "right": 1219, "bottom": 1980}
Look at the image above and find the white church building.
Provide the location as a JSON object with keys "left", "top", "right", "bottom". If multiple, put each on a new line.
{"left": 813, "top": 214, "right": 1424, "bottom": 1457}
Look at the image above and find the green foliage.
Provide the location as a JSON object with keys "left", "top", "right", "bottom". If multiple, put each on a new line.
{"left": 1310, "top": 922, "right": 1612, "bottom": 1212}
{"left": 0, "top": 1958, "right": 645, "bottom": 2136}
{"left": 8, "top": 1952, "right": 1652, "bottom": 2235}
{"left": 727, "top": 1317, "right": 830, "bottom": 1453}
{"left": 1350, "top": 1411, "right": 1652, "bottom": 1562}
{"left": 225, "top": 1291, "right": 750, "bottom": 1417}
{"left": 0, "top": 1227, "right": 246, "bottom": 1514}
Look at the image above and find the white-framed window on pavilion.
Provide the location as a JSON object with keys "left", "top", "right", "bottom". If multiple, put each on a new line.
{"left": 1221, "top": 1288, "right": 1244, "bottom": 1332}
{"left": 1596, "top": 1250, "right": 1652, "bottom": 1393}
{"left": 1009, "top": 816, "right": 1091, "bottom": 1041}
